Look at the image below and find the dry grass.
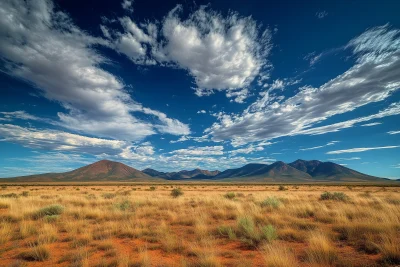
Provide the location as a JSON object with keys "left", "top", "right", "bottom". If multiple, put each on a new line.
{"left": 0, "top": 184, "right": 398, "bottom": 266}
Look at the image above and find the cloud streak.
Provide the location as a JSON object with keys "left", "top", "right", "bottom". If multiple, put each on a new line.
{"left": 327, "top": 146, "right": 400, "bottom": 154}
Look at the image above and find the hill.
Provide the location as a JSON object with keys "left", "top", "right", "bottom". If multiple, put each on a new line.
{"left": 2, "top": 159, "right": 390, "bottom": 183}
{"left": 4, "top": 160, "right": 155, "bottom": 182}
{"left": 288, "top": 159, "right": 380, "bottom": 181}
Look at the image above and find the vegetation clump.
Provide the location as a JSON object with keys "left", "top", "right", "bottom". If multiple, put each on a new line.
{"left": 18, "top": 244, "right": 50, "bottom": 261}
{"left": 236, "top": 216, "right": 277, "bottom": 246}
{"left": 33, "top": 204, "right": 64, "bottom": 219}
{"left": 224, "top": 192, "right": 236, "bottom": 200}
{"left": 320, "top": 192, "right": 350, "bottom": 201}
{"left": 170, "top": 188, "right": 183, "bottom": 198}
{"left": 278, "top": 185, "right": 287, "bottom": 191}
{"left": 260, "top": 197, "right": 282, "bottom": 209}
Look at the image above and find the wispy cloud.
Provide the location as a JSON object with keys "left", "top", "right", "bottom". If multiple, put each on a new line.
{"left": 316, "top": 11, "right": 328, "bottom": 19}
{"left": 327, "top": 146, "right": 400, "bottom": 154}
{"left": 361, "top": 122, "right": 382, "bottom": 127}
{"left": 300, "top": 141, "right": 339, "bottom": 151}
{"left": 207, "top": 25, "right": 400, "bottom": 146}
{"left": 388, "top": 130, "right": 400, "bottom": 135}
{"left": 328, "top": 157, "right": 361, "bottom": 161}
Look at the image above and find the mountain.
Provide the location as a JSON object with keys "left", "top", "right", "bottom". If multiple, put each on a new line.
{"left": 214, "top": 162, "right": 312, "bottom": 181}
{"left": 143, "top": 168, "right": 220, "bottom": 180}
{"left": 5, "top": 160, "right": 155, "bottom": 182}
{"left": 288, "top": 159, "right": 380, "bottom": 181}
{"left": 2, "top": 159, "right": 389, "bottom": 183}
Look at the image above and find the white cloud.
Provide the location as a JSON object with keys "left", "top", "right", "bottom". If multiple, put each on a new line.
{"left": 300, "top": 141, "right": 339, "bottom": 151}
{"left": 304, "top": 52, "right": 323, "bottom": 66}
{"left": 228, "top": 145, "right": 264, "bottom": 155}
{"left": 170, "top": 146, "right": 224, "bottom": 156}
{"left": 207, "top": 25, "right": 400, "bottom": 145}
{"left": 121, "top": 0, "right": 133, "bottom": 13}
{"left": 328, "top": 157, "right": 361, "bottom": 161}
{"left": 197, "top": 110, "right": 207, "bottom": 114}
{"left": 361, "top": 122, "right": 382, "bottom": 127}
{"left": 0, "top": 123, "right": 156, "bottom": 162}
{"left": 388, "top": 130, "right": 400, "bottom": 135}
{"left": 0, "top": 0, "right": 189, "bottom": 141}
{"left": 316, "top": 11, "right": 328, "bottom": 19}
{"left": 327, "top": 146, "right": 400, "bottom": 154}
{"left": 104, "top": 5, "right": 272, "bottom": 100}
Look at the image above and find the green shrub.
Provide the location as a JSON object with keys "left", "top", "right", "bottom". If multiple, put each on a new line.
{"left": 320, "top": 192, "right": 350, "bottom": 201}
{"left": 115, "top": 200, "right": 131, "bottom": 211}
{"left": 224, "top": 192, "right": 236, "bottom": 200}
{"left": 236, "top": 216, "right": 278, "bottom": 247}
{"left": 171, "top": 188, "right": 183, "bottom": 198}
{"left": 261, "top": 225, "right": 277, "bottom": 242}
{"left": 217, "top": 226, "right": 236, "bottom": 240}
{"left": 33, "top": 204, "right": 64, "bottom": 219}
{"left": 260, "top": 197, "right": 282, "bottom": 209}
{"left": 149, "top": 186, "right": 156, "bottom": 191}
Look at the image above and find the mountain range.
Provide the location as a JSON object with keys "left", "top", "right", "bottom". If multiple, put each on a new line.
{"left": 1, "top": 159, "right": 393, "bottom": 182}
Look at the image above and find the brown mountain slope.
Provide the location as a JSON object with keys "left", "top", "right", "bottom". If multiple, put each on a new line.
{"left": 4, "top": 160, "right": 156, "bottom": 182}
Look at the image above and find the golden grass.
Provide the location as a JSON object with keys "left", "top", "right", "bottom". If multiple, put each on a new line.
{"left": 0, "top": 184, "right": 398, "bottom": 266}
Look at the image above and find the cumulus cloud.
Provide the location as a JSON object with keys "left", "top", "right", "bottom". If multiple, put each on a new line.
{"left": 169, "top": 145, "right": 224, "bottom": 156}
{"left": 327, "top": 146, "right": 400, "bottom": 154}
{"left": 0, "top": 0, "right": 189, "bottom": 141}
{"left": 104, "top": 5, "right": 271, "bottom": 100}
{"left": 197, "top": 110, "right": 207, "bottom": 114}
{"left": 207, "top": 25, "right": 400, "bottom": 145}
{"left": 228, "top": 145, "right": 264, "bottom": 155}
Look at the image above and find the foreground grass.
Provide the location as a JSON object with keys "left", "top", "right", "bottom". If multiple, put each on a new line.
{"left": 0, "top": 184, "right": 399, "bottom": 266}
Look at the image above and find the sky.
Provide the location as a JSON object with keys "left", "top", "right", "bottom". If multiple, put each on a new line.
{"left": 0, "top": 0, "right": 399, "bottom": 179}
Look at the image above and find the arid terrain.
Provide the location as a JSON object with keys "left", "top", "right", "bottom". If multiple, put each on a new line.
{"left": 0, "top": 184, "right": 399, "bottom": 267}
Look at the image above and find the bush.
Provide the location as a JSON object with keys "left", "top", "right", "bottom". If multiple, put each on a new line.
{"left": 260, "top": 197, "right": 282, "bottom": 209}
{"left": 18, "top": 244, "right": 50, "bottom": 261}
{"left": 171, "top": 188, "right": 183, "bottom": 198}
{"left": 149, "top": 186, "right": 156, "bottom": 191}
{"left": 236, "top": 217, "right": 278, "bottom": 246}
{"left": 261, "top": 225, "right": 277, "bottom": 242}
{"left": 320, "top": 192, "right": 350, "bottom": 201}
{"left": 21, "top": 191, "right": 29, "bottom": 197}
{"left": 278, "top": 185, "right": 287, "bottom": 191}
{"left": 217, "top": 226, "right": 236, "bottom": 240}
{"left": 224, "top": 192, "right": 236, "bottom": 200}
{"left": 33, "top": 204, "right": 64, "bottom": 219}
{"left": 115, "top": 200, "right": 131, "bottom": 211}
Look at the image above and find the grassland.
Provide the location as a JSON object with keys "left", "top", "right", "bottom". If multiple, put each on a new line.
{"left": 0, "top": 184, "right": 399, "bottom": 266}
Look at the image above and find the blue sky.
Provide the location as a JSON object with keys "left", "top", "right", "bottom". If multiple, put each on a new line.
{"left": 0, "top": 0, "right": 399, "bottom": 178}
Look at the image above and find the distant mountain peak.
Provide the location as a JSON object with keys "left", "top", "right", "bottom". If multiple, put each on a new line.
{"left": 4, "top": 159, "right": 386, "bottom": 183}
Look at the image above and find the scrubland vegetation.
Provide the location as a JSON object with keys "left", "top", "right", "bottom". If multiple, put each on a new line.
{"left": 0, "top": 184, "right": 399, "bottom": 266}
